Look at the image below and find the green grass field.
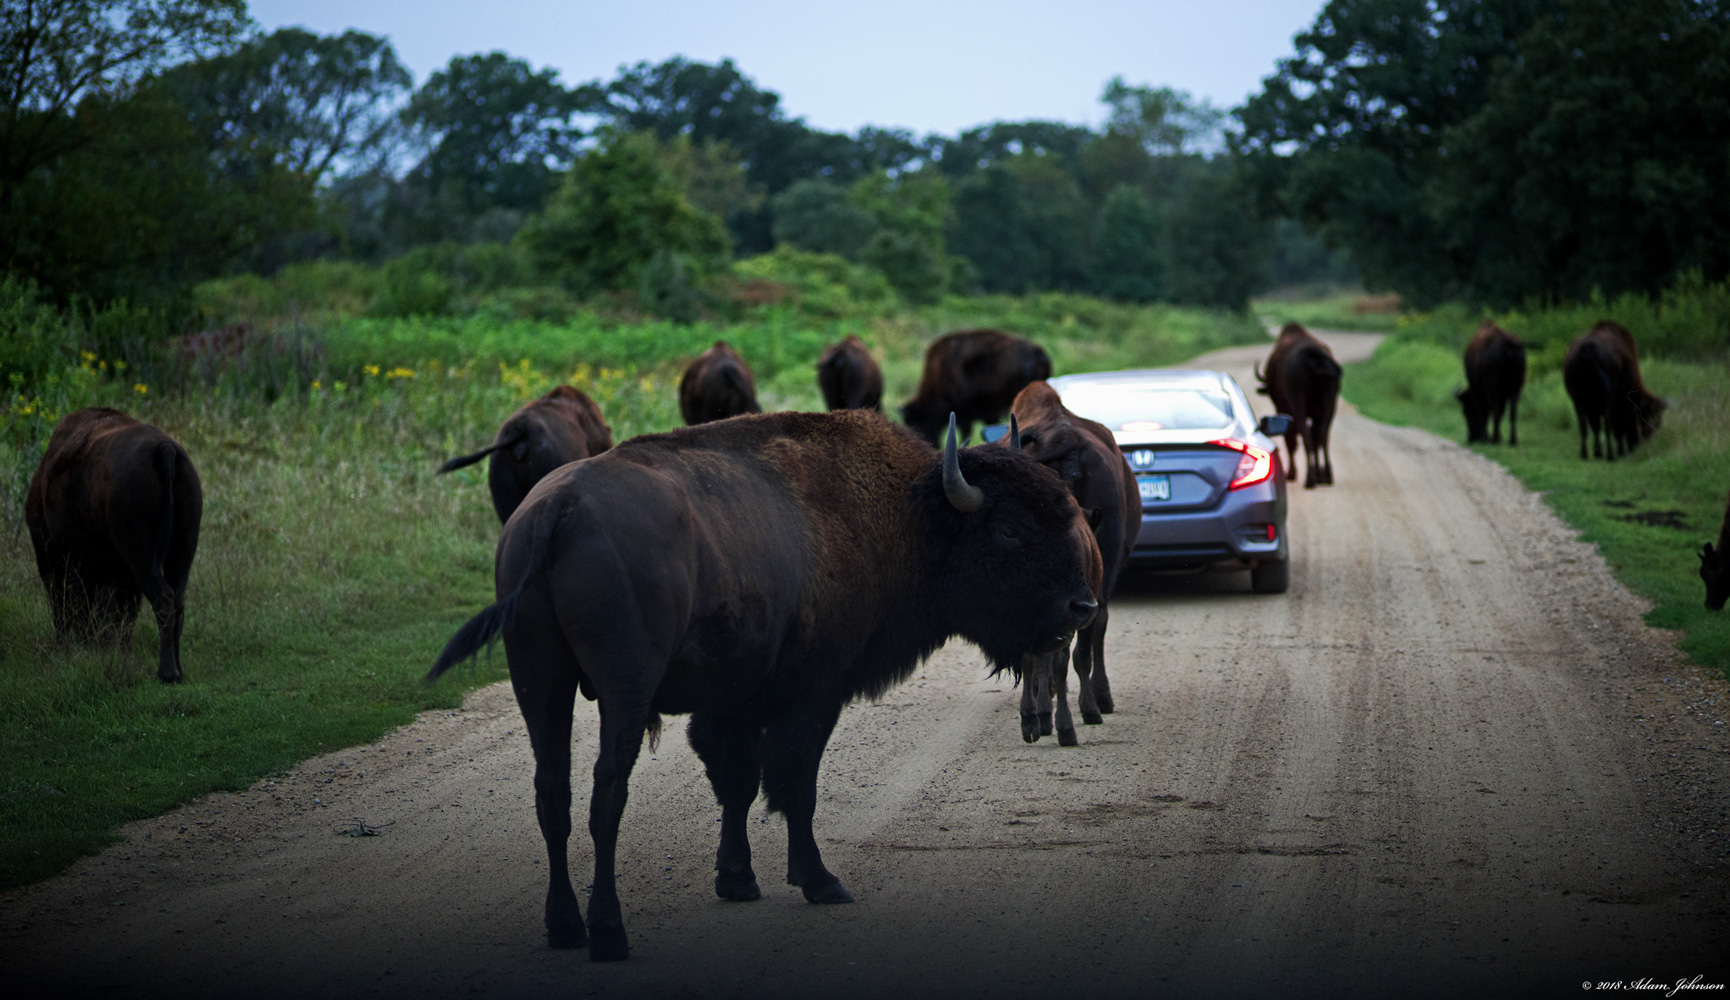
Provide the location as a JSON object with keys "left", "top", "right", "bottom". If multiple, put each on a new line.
{"left": 0, "top": 294, "right": 1265, "bottom": 890}
{"left": 1253, "top": 287, "right": 1404, "bottom": 334}
{"left": 1343, "top": 338, "right": 1730, "bottom": 676}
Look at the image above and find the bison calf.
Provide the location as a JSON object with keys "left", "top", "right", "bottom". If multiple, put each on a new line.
{"left": 26, "top": 408, "right": 202, "bottom": 682}
{"left": 439, "top": 385, "right": 613, "bottom": 523}
{"left": 901, "top": 329, "right": 1050, "bottom": 445}
{"left": 816, "top": 334, "right": 883, "bottom": 411}
{"left": 1458, "top": 321, "right": 1526, "bottom": 445}
{"left": 680, "top": 341, "right": 761, "bottom": 425}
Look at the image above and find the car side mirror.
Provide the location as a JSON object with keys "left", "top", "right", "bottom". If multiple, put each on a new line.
{"left": 1259, "top": 414, "right": 1292, "bottom": 436}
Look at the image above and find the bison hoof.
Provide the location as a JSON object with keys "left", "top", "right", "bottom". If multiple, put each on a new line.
{"left": 1037, "top": 712, "right": 1053, "bottom": 736}
{"left": 546, "top": 921, "right": 587, "bottom": 950}
{"left": 1095, "top": 695, "right": 1115, "bottom": 714}
{"left": 588, "top": 923, "right": 629, "bottom": 962}
{"left": 1081, "top": 708, "right": 1104, "bottom": 726}
{"left": 157, "top": 670, "right": 183, "bottom": 684}
{"left": 1021, "top": 716, "right": 1040, "bottom": 743}
{"left": 801, "top": 876, "right": 854, "bottom": 905}
{"left": 715, "top": 871, "right": 761, "bottom": 901}
{"left": 1058, "top": 728, "right": 1079, "bottom": 747}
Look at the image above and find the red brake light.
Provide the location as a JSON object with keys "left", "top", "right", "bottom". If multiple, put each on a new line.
{"left": 1209, "top": 438, "right": 1273, "bottom": 490}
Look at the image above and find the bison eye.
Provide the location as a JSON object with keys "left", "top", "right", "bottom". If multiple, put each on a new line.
{"left": 996, "top": 526, "right": 1022, "bottom": 548}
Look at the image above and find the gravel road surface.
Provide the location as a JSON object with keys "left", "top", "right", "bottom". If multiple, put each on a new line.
{"left": 6, "top": 332, "right": 1729, "bottom": 999}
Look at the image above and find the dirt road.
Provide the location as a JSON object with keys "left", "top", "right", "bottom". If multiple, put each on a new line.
{"left": 6, "top": 333, "right": 1729, "bottom": 999}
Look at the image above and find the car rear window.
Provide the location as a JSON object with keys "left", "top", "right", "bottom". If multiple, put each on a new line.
{"left": 1058, "top": 385, "right": 1235, "bottom": 432}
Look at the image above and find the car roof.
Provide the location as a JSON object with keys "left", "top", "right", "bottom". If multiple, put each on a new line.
{"left": 1048, "top": 369, "right": 1231, "bottom": 393}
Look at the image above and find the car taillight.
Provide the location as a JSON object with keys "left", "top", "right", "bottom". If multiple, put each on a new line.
{"left": 1209, "top": 438, "right": 1273, "bottom": 490}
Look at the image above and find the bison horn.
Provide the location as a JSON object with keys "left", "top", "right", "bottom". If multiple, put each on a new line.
{"left": 1009, "top": 414, "right": 1022, "bottom": 450}
{"left": 943, "top": 413, "right": 984, "bottom": 513}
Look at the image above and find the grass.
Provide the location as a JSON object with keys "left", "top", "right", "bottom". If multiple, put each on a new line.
{"left": 1253, "top": 286, "right": 1404, "bottom": 334}
{"left": 0, "top": 292, "right": 1265, "bottom": 891}
{"left": 1343, "top": 337, "right": 1730, "bottom": 676}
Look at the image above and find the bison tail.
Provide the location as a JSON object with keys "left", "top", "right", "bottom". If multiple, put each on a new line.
{"left": 424, "top": 493, "right": 563, "bottom": 683}
{"left": 150, "top": 441, "right": 177, "bottom": 586}
{"left": 1306, "top": 352, "right": 1343, "bottom": 381}
{"left": 437, "top": 427, "right": 527, "bottom": 474}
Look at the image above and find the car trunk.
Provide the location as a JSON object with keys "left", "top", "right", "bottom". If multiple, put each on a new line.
{"left": 1120, "top": 445, "right": 1243, "bottom": 513}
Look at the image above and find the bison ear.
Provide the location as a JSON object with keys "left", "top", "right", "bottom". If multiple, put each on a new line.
{"left": 1009, "top": 413, "right": 1022, "bottom": 450}
{"left": 1705, "top": 542, "right": 1717, "bottom": 561}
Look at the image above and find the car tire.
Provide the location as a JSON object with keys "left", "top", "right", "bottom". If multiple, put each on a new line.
{"left": 1251, "top": 558, "right": 1290, "bottom": 594}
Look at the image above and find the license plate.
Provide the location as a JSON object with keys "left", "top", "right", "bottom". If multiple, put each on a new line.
{"left": 1138, "top": 475, "right": 1170, "bottom": 502}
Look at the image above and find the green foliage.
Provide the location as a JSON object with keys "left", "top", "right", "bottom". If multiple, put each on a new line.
{"left": 1089, "top": 185, "right": 1163, "bottom": 303}
{"left": 731, "top": 247, "right": 897, "bottom": 317}
{"left": 849, "top": 171, "right": 952, "bottom": 304}
{"left": 772, "top": 179, "right": 876, "bottom": 259}
{"left": 1344, "top": 341, "right": 1730, "bottom": 678}
{"left": 516, "top": 132, "right": 731, "bottom": 298}
{"left": 1100, "top": 77, "right": 1224, "bottom": 156}
{"left": 1253, "top": 287, "right": 1403, "bottom": 334}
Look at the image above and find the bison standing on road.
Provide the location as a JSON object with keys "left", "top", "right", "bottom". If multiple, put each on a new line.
{"left": 1256, "top": 323, "right": 1342, "bottom": 489}
{"left": 901, "top": 329, "right": 1051, "bottom": 445}
{"left": 1458, "top": 321, "right": 1526, "bottom": 445}
{"left": 816, "top": 334, "right": 883, "bottom": 411}
{"left": 438, "top": 385, "right": 613, "bottom": 523}
{"left": 1702, "top": 493, "right": 1730, "bottom": 611}
{"left": 429, "top": 410, "right": 1098, "bottom": 962}
{"left": 679, "top": 341, "right": 761, "bottom": 425}
{"left": 25, "top": 408, "right": 202, "bottom": 683}
{"left": 1563, "top": 320, "right": 1665, "bottom": 461}
{"left": 1005, "top": 382, "right": 1140, "bottom": 746}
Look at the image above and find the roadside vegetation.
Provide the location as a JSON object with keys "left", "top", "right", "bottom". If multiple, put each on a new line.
{"left": 1342, "top": 274, "right": 1730, "bottom": 676}
{"left": 0, "top": 272, "right": 1263, "bottom": 891}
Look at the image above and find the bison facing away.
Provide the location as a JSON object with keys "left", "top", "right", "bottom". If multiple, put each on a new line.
{"left": 25, "top": 408, "right": 202, "bottom": 682}
{"left": 901, "top": 329, "right": 1051, "bottom": 445}
{"left": 1703, "top": 493, "right": 1730, "bottom": 611}
{"left": 679, "top": 341, "right": 761, "bottom": 425}
{"left": 1458, "top": 321, "right": 1526, "bottom": 445}
{"left": 816, "top": 334, "right": 883, "bottom": 411}
{"left": 1006, "top": 382, "right": 1141, "bottom": 745}
{"left": 429, "top": 410, "right": 1098, "bottom": 962}
{"left": 1256, "top": 323, "right": 1342, "bottom": 489}
{"left": 438, "top": 386, "right": 613, "bottom": 523}
{"left": 1563, "top": 320, "right": 1665, "bottom": 461}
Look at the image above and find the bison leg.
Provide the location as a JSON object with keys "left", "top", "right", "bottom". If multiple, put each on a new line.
{"left": 1088, "top": 612, "right": 1114, "bottom": 715}
{"left": 1049, "top": 644, "right": 1079, "bottom": 747}
{"left": 1283, "top": 426, "right": 1300, "bottom": 482}
{"left": 585, "top": 693, "right": 657, "bottom": 962}
{"left": 1508, "top": 390, "right": 1520, "bottom": 447}
{"left": 688, "top": 711, "right": 764, "bottom": 901}
{"left": 762, "top": 702, "right": 853, "bottom": 904}
{"left": 509, "top": 646, "right": 587, "bottom": 952}
{"left": 1076, "top": 610, "right": 1110, "bottom": 723}
{"left": 1019, "top": 655, "right": 1043, "bottom": 743}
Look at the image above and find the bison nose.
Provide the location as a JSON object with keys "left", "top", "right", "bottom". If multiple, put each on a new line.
{"left": 1069, "top": 597, "right": 1098, "bottom": 630}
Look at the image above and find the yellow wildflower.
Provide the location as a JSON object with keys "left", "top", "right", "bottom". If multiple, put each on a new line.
{"left": 386, "top": 367, "right": 415, "bottom": 380}
{"left": 363, "top": 364, "right": 381, "bottom": 377}
{"left": 311, "top": 380, "right": 323, "bottom": 391}
{"left": 133, "top": 383, "right": 148, "bottom": 395}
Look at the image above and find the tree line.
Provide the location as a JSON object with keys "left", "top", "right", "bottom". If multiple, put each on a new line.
{"left": 4, "top": 0, "right": 1725, "bottom": 321}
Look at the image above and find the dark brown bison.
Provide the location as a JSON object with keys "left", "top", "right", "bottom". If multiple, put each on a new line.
{"left": 1563, "top": 320, "right": 1666, "bottom": 461}
{"left": 901, "top": 329, "right": 1051, "bottom": 444}
{"left": 1458, "top": 321, "right": 1526, "bottom": 445}
{"left": 1005, "top": 382, "right": 1140, "bottom": 746}
{"left": 1255, "top": 323, "right": 1342, "bottom": 489}
{"left": 1702, "top": 492, "right": 1730, "bottom": 611}
{"left": 816, "top": 334, "right": 883, "bottom": 411}
{"left": 438, "top": 386, "right": 613, "bottom": 523}
{"left": 429, "top": 410, "right": 1097, "bottom": 962}
{"left": 25, "top": 408, "right": 202, "bottom": 683}
{"left": 679, "top": 341, "right": 761, "bottom": 425}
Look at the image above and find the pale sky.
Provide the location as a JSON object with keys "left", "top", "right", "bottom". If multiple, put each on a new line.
{"left": 247, "top": 0, "right": 1328, "bottom": 136}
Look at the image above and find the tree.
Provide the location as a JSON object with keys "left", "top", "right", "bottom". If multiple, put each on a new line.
{"left": 848, "top": 170, "right": 952, "bottom": 304}
{"left": 1432, "top": 0, "right": 1730, "bottom": 305}
{"left": 515, "top": 131, "right": 729, "bottom": 298}
{"left": 1091, "top": 185, "right": 1163, "bottom": 302}
{"left": 0, "top": 0, "right": 246, "bottom": 215}
{"left": 1236, "top": 0, "right": 1547, "bottom": 304}
{"left": 403, "top": 52, "right": 583, "bottom": 217}
{"left": 948, "top": 156, "right": 1091, "bottom": 295}
{"left": 1160, "top": 163, "right": 1271, "bottom": 311}
{"left": 160, "top": 27, "right": 412, "bottom": 185}
{"left": 1100, "top": 77, "right": 1223, "bottom": 156}
{"left": 771, "top": 179, "right": 875, "bottom": 258}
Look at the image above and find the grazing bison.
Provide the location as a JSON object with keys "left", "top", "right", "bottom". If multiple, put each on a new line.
{"left": 429, "top": 410, "right": 1098, "bottom": 962}
{"left": 1255, "top": 323, "right": 1342, "bottom": 489}
{"left": 438, "top": 386, "right": 613, "bottom": 523}
{"left": 1458, "top": 321, "right": 1526, "bottom": 445}
{"left": 1702, "top": 493, "right": 1730, "bottom": 611}
{"left": 679, "top": 341, "right": 761, "bottom": 425}
{"left": 25, "top": 408, "right": 202, "bottom": 683}
{"left": 1005, "top": 383, "right": 1141, "bottom": 746}
{"left": 901, "top": 329, "right": 1051, "bottom": 445}
{"left": 1563, "top": 320, "right": 1666, "bottom": 461}
{"left": 816, "top": 334, "right": 883, "bottom": 411}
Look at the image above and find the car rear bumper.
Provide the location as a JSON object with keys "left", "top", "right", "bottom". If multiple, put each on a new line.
{"left": 1127, "top": 482, "right": 1287, "bottom": 571}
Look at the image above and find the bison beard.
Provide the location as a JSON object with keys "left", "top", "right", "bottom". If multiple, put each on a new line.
{"left": 428, "top": 410, "right": 1097, "bottom": 961}
{"left": 25, "top": 407, "right": 202, "bottom": 682}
